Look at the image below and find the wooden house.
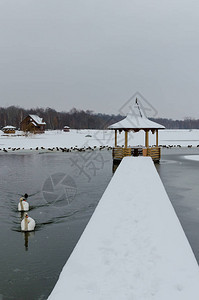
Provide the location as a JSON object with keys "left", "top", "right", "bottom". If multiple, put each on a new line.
{"left": 2, "top": 126, "right": 16, "bottom": 134}
{"left": 20, "top": 115, "right": 46, "bottom": 133}
{"left": 108, "top": 99, "right": 165, "bottom": 163}
{"left": 63, "top": 126, "right": 70, "bottom": 132}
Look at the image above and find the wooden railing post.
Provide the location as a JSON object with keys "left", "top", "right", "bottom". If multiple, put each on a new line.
{"left": 145, "top": 130, "right": 149, "bottom": 148}
{"left": 115, "top": 130, "right": 117, "bottom": 147}
{"left": 125, "top": 131, "right": 128, "bottom": 148}
{"left": 156, "top": 129, "right": 159, "bottom": 147}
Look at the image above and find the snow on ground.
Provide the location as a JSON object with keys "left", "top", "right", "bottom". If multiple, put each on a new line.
{"left": 0, "top": 129, "right": 199, "bottom": 151}
{"left": 0, "top": 129, "right": 114, "bottom": 150}
{"left": 48, "top": 157, "right": 199, "bottom": 300}
{"left": 0, "top": 130, "right": 91, "bottom": 150}
{"left": 184, "top": 155, "right": 199, "bottom": 161}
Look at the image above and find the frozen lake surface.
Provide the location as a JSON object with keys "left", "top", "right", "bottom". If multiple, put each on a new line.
{"left": 0, "top": 147, "right": 199, "bottom": 299}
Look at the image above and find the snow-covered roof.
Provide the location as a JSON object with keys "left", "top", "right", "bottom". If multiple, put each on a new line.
{"left": 2, "top": 125, "right": 16, "bottom": 129}
{"left": 108, "top": 100, "right": 165, "bottom": 130}
{"left": 29, "top": 115, "right": 46, "bottom": 125}
{"left": 64, "top": 126, "right": 70, "bottom": 128}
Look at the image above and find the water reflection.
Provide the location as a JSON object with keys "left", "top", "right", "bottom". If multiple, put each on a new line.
{"left": 112, "top": 161, "right": 120, "bottom": 173}
{"left": 23, "top": 231, "right": 35, "bottom": 251}
{"left": 20, "top": 212, "right": 28, "bottom": 250}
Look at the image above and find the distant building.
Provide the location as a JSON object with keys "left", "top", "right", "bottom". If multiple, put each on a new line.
{"left": 20, "top": 115, "right": 46, "bottom": 133}
{"left": 63, "top": 126, "right": 70, "bottom": 132}
{"left": 2, "top": 126, "right": 16, "bottom": 134}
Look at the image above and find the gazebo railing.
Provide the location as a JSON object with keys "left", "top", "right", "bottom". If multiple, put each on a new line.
{"left": 112, "top": 147, "right": 161, "bottom": 162}
{"left": 144, "top": 147, "right": 161, "bottom": 162}
{"left": 112, "top": 147, "right": 132, "bottom": 159}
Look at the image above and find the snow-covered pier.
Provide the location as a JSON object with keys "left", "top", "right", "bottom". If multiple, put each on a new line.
{"left": 48, "top": 157, "right": 199, "bottom": 300}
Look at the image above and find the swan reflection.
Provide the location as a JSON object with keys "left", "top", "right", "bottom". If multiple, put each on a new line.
{"left": 23, "top": 231, "right": 35, "bottom": 251}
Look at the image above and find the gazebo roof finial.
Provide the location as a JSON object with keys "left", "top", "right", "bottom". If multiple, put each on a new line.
{"left": 135, "top": 98, "right": 143, "bottom": 118}
{"left": 108, "top": 99, "right": 165, "bottom": 130}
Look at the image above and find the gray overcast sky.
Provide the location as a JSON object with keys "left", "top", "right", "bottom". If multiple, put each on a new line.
{"left": 0, "top": 0, "right": 199, "bottom": 119}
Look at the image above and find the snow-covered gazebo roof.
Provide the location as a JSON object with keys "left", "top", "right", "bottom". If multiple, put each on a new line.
{"left": 2, "top": 125, "right": 16, "bottom": 129}
{"left": 109, "top": 99, "right": 165, "bottom": 150}
{"left": 108, "top": 99, "right": 165, "bottom": 131}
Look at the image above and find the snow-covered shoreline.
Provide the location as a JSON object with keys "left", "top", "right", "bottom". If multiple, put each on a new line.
{"left": 0, "top": 129, "right": 199, "bottom": 152}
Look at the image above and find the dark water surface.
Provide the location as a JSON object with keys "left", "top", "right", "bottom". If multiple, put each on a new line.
{"left": 157, "top": 147, "right": 199, "bottom": 262}
{"left": 0, "top": 150, "right": 112, "bottom": 300}
{"left": 1, "top": 148, "right": 199, "bottom": 299}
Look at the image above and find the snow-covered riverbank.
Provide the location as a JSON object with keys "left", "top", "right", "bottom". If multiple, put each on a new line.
{"left": 0, "top": 129, "right": 199, "bottom": 151}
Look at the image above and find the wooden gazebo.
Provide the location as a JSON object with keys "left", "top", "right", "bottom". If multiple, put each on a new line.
{"left": 108, "top": 99, "right": 165, "bottom": 163}
{"left": 2, "top": 125, "right": 16, "bottom": 134}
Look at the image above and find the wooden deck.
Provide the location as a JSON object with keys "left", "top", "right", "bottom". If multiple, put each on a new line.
{"left": 113, "top": 146, "right": 161, "bottom": 163}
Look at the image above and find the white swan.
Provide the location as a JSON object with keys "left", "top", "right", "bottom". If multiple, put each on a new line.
{"left": 21, "top": 213, "right": 35, "bottom": 232}
{"left": 18, "top": 194, "right": 29, "bottom": 211}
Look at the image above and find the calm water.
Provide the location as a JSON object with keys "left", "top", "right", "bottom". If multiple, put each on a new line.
{"left": 157, "top": 147, "right": 199, "bottom": 262}
{"left": 0, "top": 150, "right": 113, "bottom": 300}
{"left": 0, "top": 148, "right": 199, "bottom": 299}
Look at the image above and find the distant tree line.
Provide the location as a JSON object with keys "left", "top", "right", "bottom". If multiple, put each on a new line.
{"left": 0, "top": 105, "right": 199, "bottom": 130}
{"left": 0, "top": 106, "right": 123, "bottom": 130}
{"left": 150, "top": 117, "right": 199, "bottom": 129}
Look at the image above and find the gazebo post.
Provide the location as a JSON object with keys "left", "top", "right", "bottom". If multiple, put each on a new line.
{"left": 115, "top": 130, "right": 117, "bottom": 147}
{"left": 156, "top": 129, "right": 159, "bottom": 147}
{"left": 125, "top": 130, "right": 128, "bottom": 148}
{"left": 145, "top": 130, "right": 149, "bottom": 148}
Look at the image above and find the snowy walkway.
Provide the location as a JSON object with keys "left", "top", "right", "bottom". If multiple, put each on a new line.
{"left": 48, "top": 157, "right": 199, "bottom": 300}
